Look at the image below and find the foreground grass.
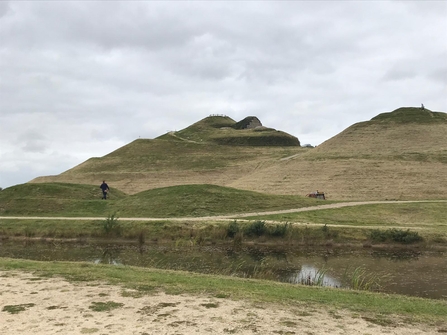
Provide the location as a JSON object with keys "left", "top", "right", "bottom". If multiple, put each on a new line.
{"left": 1, "top": 257, "right": 446, "bottom": 325}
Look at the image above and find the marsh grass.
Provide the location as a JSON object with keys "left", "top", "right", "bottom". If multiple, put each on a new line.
{"left": 298, "top": 267, "right": 328, "bottom": 286}
{"left": 345, "top": 267, "right": 382, "bottom": 292}
{"left": 0, "top": 216, "right": 442, "bottom": 248}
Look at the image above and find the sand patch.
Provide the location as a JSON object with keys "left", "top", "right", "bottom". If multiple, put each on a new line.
{"left": 0, "top": 271, "right": 441, "bottom": 334}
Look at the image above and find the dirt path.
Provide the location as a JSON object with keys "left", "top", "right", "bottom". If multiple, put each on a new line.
{"left": 1, "top": 271, "right": 443, "bottom": 335}
{"left": 1, "top": 200, "right": 445, "bottom": 222}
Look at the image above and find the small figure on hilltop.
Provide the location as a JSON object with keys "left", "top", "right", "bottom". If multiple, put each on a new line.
{"left": 100, "top": 180, "right": 109, "bottom": 200}
{"left": 421, "top": 103, "right": 425, "bottom": 110}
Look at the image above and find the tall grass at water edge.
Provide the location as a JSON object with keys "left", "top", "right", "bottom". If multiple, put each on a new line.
{"left": 297, "top": 266, "right": 382, "bottom": 292}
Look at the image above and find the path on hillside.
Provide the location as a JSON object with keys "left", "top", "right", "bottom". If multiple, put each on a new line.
{"left": 1, "top": 200, "right": 445, "bottom": 223}
{"left": 168, "top": 131, "right": 203, "bottom": 144}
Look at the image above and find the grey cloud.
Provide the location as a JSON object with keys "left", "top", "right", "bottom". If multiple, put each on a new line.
{"left": 0, "top": 1, "right": 11, "bottom": 18}
{"left": 18, "top": 130, "right": 49, "bottom": 153}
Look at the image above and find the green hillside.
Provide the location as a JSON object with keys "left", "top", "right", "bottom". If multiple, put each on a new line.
{"left": 0, "top": 182, "right": 126, "bottom": 200}
{"left": 0, "top": 183, "right": 322, "bottom": 217}
{"left": 0, "top": 183, "right": 128, "bottom": 216}
{"left": 112, "top": 184, "right": 320, "bottom": 217}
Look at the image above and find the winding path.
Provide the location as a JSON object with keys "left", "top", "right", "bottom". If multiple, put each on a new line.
{"left": 1, "top": 200, "right": 445, "bottom": 222}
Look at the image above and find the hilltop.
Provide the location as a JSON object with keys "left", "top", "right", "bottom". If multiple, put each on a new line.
{"left": 157, "top": 115, "right": 300, "bottom": 146}
{"left": 29, "top": 108, "right": 447, "bottom": 200}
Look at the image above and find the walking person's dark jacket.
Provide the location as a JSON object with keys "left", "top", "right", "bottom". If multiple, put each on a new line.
{"left": 100, "top": 181, "right": 109, "bottom": 200}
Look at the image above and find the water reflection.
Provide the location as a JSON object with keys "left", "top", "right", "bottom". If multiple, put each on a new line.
{"left": 0, "top": 240, "right": 446, "bottom": 300}
{"left": 93, "top": 247, "right": 123, "bottom": 265}
{"left": 288, "top": 265, "right": 341, "bottom": 287}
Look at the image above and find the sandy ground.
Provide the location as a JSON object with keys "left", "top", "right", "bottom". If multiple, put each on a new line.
{"left": 1, "top": 271, "right": 443, "bottom": 335}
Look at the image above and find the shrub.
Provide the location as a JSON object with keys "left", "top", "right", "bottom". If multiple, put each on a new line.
{"left": 368, "top": 228, "right": 423, "bottom": 244}
{"left": 102, "top": 213, "right": 120, "bottom": 235}
{"left": 245, "top": 220, "right": 266, "bottom": 237}
{"left": 369, "top": 229, "right": 388, "bottom": 242}
{"left": 227, "top": 220, "right": 240, "bottom": 238}
{"left": 269, "top": 223, "right": 290, "bottom": 237}
{"left": 389, "top": 229, "right": 423, "bottom": 244}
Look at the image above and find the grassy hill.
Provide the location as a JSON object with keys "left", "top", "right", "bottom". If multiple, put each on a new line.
{"left": 0, "top": 183, "right": 126, "bottom": 216}
{"left": 28, "top": 108, "right": 447, "bottom": 201}
{"left": 229, "top": 107, "right": 447, "bottom": 200}
{"left": 0, "top": 183, "right": 321, "bottom": 217}
{"left": 30, "top": 115, "right": 306, "bottom": 194}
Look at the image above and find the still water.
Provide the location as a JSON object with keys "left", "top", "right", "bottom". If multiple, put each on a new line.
{"left": 1, "top": 240, "right": 445, "bottom": 300}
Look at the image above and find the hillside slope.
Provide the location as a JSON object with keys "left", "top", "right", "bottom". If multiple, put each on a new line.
{"left": 30, "top": 115, "right": 305, "bottom": 194}
{"left": 229, "top": 107, "right": 447, "bottom": 200}
{"left": 29, "top": 108, "right": 447, "bottom": 200}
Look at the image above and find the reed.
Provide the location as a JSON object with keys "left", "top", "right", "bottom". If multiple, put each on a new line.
{"left": 298, "top": 267, "right": 328, "bottom": 287}
{"left": 344, "top": 266, "right": 382, "bottom": 292}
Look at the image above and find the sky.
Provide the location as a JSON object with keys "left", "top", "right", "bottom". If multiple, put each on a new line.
{"left": 1, "top": 1, "right": 446, "bottom": 189}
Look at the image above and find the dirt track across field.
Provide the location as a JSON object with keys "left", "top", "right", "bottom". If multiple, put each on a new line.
{"left": 1, "top": 200, "right": 445, "bottom": 222}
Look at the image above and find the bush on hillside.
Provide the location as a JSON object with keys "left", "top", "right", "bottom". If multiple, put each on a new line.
{"left": 226, "top": 220, "right": 240, "bottom": 238}
{"left": 244, "top": 220, "right": 266, "bottom": 237}
{"left": 368, "top": 228, "right": 423, "bottom": 244}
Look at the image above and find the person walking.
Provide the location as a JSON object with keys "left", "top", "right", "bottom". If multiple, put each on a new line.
{"left": 100, "top": 180, "right": 110, "bottom": 200}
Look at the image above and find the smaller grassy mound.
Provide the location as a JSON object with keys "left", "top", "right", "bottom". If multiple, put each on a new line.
{"left": 0, "top": 183, "right": 126, "bottom": 216}
{"left": 0, "top": 183, "right": 322, "bottom": 217}
{"left": 0, "top": 182, "right": 126, "bottom": 200}
{"left": 113, "top": 184, "right": 320, "bottom": 217}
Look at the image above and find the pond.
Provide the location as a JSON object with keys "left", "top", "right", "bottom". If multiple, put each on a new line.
{"left": 1, "top": 239, "right": 446, "bottom": 300}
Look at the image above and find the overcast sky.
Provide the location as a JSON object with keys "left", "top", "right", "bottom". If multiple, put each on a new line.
{"left": 1, "top": 1, "right": 446, "bottom": 189}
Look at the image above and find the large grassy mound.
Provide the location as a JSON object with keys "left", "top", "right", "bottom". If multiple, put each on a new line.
{"left": 227, "top": 108, "right": 447, "bottom": 200}
{"left": 30, "top": 115, "right": 302, "bottom": 194}
{"left": 28, "top": 107, "right": 447, "bottom": 200}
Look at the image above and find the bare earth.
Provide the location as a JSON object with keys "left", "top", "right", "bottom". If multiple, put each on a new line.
{"left": 0, "top": 271, "right": 442, "bottom": 335}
